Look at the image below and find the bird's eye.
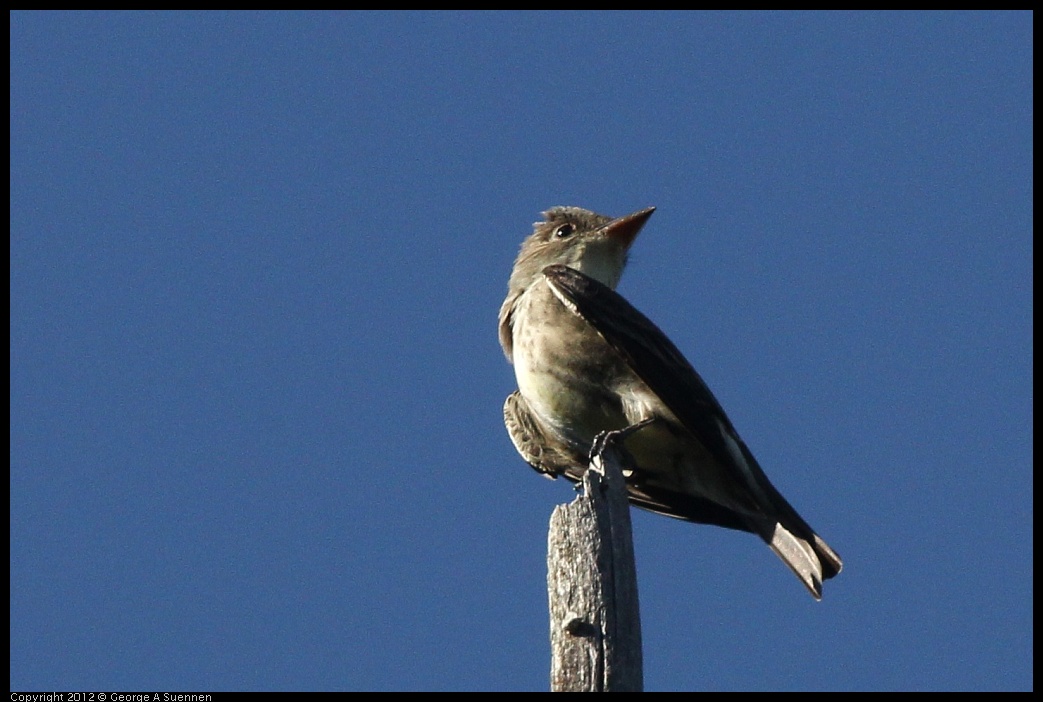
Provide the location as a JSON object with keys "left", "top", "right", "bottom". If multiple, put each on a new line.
{"left": 554, "top": 223, "right": 575, "bottom": 238}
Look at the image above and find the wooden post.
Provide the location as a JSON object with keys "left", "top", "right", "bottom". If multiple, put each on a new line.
{"left": 547, "top": 438, "right": 643, "bottom": 692}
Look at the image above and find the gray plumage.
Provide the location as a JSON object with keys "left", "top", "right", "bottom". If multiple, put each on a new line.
{"left": 499, "top": 206, "right": 842, "bottom": 599}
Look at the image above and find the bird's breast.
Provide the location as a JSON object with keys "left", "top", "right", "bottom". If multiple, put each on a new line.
{"left": 511, "top": 282, "right": 633, "bottom": 448}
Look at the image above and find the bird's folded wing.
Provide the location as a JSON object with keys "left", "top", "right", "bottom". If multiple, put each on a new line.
{"left": 542, "top": 263, "right": 842, "bottom": 585}
{"left": 541, "top": 263, "right": 743, "bottom": 472}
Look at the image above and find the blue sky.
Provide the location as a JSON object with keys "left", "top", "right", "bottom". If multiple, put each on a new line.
{"left": 10, "top": 11, "right": 1031, "bottom": 692}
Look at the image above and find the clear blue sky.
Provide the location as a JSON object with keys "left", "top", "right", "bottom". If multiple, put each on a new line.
{"left": 10, "top": 11, "right": 1032, "bottom": 692}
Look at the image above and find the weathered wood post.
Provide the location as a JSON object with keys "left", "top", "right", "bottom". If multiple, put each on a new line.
{"left": 546, "top": 438, "right": 643, "bottom": 691}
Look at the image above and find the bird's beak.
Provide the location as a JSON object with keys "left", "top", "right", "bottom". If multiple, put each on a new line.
{"left": 600, "top": 206, "right": 656, "bottom": 250}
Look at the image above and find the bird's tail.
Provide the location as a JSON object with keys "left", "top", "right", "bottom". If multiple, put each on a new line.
{"left": 755, "top": 518, "right": 842, "bottom": 600}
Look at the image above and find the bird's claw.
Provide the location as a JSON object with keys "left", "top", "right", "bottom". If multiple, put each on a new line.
{"left": 588, "top": 418, "right": 657, "bottom": 472}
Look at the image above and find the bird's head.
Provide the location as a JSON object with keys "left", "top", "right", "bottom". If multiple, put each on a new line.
{"left": 499, "top": 206, "right": 655, "bottom": 360}
{"left": 507, "top": 206, "right": 655, "bottom": 295}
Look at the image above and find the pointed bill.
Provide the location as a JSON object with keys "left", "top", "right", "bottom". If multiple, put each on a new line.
{"left": 598, "top": 206, "right": 656, "bottom": 250}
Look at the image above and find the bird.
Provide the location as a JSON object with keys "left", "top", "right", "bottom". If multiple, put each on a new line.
{"left": 499, "top": 205, "right": 842, "bottom": 599}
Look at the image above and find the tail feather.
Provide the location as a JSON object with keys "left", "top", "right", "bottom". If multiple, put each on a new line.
{"left": 768, "top": 523, "right": 824, "bottom": 600}
{"left": 811, "top": 533, "right": 843, "bottom": 581}
{"left": 758, "top": 521, "right": 843, "bottom": 601}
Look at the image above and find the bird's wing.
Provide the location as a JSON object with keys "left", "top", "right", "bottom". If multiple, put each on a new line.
{"left": 542, "top": 264, "right": 841, "bottom": 583}
{"left": 503, "top": 390, "right": 578, "bottom": 480}
{"left": 542, "top": 264, "right": 747, "bottom": 477}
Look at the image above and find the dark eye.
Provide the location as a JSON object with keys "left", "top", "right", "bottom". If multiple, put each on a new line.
{"left": 553, "top": 223, "right": 575, "bottom": 238}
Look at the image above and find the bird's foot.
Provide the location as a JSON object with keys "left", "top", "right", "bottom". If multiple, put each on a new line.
{"left": 589, "top": 418, "right": 656, "bottom": 477}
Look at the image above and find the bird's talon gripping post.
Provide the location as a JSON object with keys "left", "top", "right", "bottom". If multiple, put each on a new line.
{"left": 590, "top": 418, "right": 656, "bottom": 463}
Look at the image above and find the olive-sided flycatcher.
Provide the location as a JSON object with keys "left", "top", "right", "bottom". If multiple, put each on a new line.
{"left": 499, "top": 206, "right": 842, "bottom": 599}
